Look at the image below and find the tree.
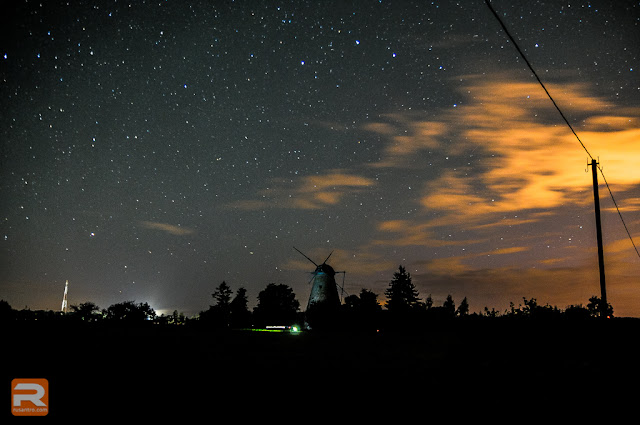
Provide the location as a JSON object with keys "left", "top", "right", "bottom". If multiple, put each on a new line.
{"left": 253, "top": 283, "right": 300, "bottom": 327}
{"left": 199, "top": 281, "right": 235, "bottom": 328}
{"left": 443, "top": 294, "right": 456, "bottom": 317}
{"left": 456, "top": 297, "right": 469, "bottom": 317}
{"left": 70, "top": 301, "right": 101, "bottom": 322}
{"left": 230, "top": 287, "right": 251, "bottom": 328}
{"left": 170, "top": 310, "right": 186, "bottom": 325}
{"left": 587, "top": 296, "right": 613, "bottom": 318}
{"left": 505, "top": 297, "right": 561, "bottom": 319}
{"left": 384, "top": 265, "right": 420, "bottom": 313}
{"left": 103, "top": 301, "right": 155, "bottom": 322}
{"left": 342, "top": 288, "right": 382, "bottom": 331}
{"left": 564, "top": 304, "right": 591, "bottom": 320}
{"left": 212, "top": 281, "right": 233, "bottom": 308}
{"left": 344, "top": 294, "right": 360, "bottom": 310}
{"left": 0, "top": 300, "right": 15, "bottom": 321}
{"left": 483, "top": 306, "right": 500, "bottom": 318}
{"left": 424, "top": 294, "right": 433, "bottom": 310}
{"left": 359, "top": 289, "right": 382, "bottom": 314}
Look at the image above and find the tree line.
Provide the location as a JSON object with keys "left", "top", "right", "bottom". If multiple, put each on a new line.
{"left": 0, "top": 265, "right": 614, "bottom": 330}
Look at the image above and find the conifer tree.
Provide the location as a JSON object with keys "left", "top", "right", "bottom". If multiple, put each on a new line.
{"left": 384, "top": 265, "right": 420, "bottom": 313}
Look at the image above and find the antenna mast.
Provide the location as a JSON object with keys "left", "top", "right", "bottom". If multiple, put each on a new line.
{"left": 61, "top": 280, "right": 69, "bottom": 314}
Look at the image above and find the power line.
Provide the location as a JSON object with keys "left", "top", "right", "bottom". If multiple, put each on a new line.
{"left": 484, "top": 0, "right": 639, "bottom": 261}
{"left": 483, "top": 0, "right": 594, "bottom": 160}
{"left": 598, "top": 168, "right": 640, "bottom": 259}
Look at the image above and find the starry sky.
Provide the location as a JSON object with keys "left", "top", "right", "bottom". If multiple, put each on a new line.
{"left": 2, "top": 0, "right": 639, "bottom": 317}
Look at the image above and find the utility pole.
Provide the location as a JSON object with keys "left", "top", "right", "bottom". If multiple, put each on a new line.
{"left": 589, "top": 159, "right": 608, "bottom": 318}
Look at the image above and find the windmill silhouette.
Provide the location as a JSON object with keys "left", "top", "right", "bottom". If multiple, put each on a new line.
{"left": 293, "top": 247, "right": 346, "bottom": 313}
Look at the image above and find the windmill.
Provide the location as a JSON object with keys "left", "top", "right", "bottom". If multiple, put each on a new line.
{"left": 293, "top": 247, "right": 347, "bottom": 313}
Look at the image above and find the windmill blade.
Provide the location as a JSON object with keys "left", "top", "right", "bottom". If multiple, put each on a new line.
{"left": 293, "top": 246, "right": 318, "bottom": 267}
{"left": 322, "top": 250, "right": 333, "bottom": 265}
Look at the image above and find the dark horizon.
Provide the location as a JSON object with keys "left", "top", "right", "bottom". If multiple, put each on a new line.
{"left": 0, "top": 280, "right": 619, "bottom": 322}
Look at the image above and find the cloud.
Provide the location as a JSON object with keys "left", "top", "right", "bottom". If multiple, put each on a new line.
{"left": 361, "top": 114, "right": 446, "bottom": 168}
{"left": 373, "top": 218, "right": 486, "bottom": 248}
{"left": 391, "top": 74, "right": 640, "bottom": 229}
{"left": 415, "top": 246, "right": 530, "bottom": 275}
{"left": 355, "top": 72, "right": 639, "bottom": 316}
{"left": 139, "top": 221, "right": 195, "bottom": 236}
{"left": 228, "top": 169, "right": 376, "bottom": 210}
{"left": 603, "top": 196, "right": 640, "bottom": 213}
{"left": 293, "top": 171, "right": 374, "bottom": 209}
{"left": 409, "top": 237, "right": 639, "bottom": 317}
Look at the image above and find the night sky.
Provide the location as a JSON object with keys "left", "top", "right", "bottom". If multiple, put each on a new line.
{"left": 2, "top": 0, "right": 639, "bottom": 318}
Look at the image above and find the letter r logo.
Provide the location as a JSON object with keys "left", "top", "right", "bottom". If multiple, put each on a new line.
{"left": 11, "top": 379, "right": 49, "bottom": 416}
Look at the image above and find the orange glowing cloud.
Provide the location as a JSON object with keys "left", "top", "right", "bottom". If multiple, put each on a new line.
{"left": 333, "top": 73, "right": 638, "bottom": 316}
{"left": 139, "top": 221, "right": 195, "bottom": 236}
{"left": 362, "top": 114, "right": 447, "bottom": 167}
{"left": 373, "top": 218, "right": 486, "bottom": 248}
{"left": 404, "top": 75, "right": 640, "bottom": 227}
{"left": 288, "top": 171, "right": 375, "bottom": 209}
{"left": 228, "top": 169, "right": 376, "bottom": 210}
{"left": 359, "top": 73, "right": 639, "bottom": 309}
{"left": 416, "top": 245, "right": 530, "bottom": 275}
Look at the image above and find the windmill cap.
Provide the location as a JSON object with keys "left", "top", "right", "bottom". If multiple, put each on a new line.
{"left": 316, "top": 263, "right": 335, "bottom": 276}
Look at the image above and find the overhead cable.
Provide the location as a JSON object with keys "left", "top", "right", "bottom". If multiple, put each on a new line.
{"left": 484, "top": 0, "right": 639, "bottom": 260}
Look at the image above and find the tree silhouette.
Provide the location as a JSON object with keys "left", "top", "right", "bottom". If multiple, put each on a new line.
{"left": 344, "top": 294, "right": 359, "bottom": 310}
{"left": 230, "top": 287, "right": 251, "bottom": 328}
{"left": 169, "top": 310, "right": 186, "bottom": 325}
{"left": 200, "top": 281, "right": 235, "bottom": 328}
{"left": 343, "top": 289, "right": 381, "bottom": 314}
{"left": 70, "top": 301, "right": 101, "bottom": 322}
{"left": 359, "top": 289, "right": 382, "bottom": 314}
{"left": 564, "top": 304, "right": 591, "bottom": 320}
{"left": 483, "top": 306, "right": 500, "bottom": 318}
{"left": 510, "top": 297, "right": 561, "bottom": 319}
{"left": 0, "top": 299, "right": 15, "bottom": 321}
{"left": 342, "top": 288, "right": 382, "bottom": 331}
{"left": 103, "top": 301, "right": 155, "bottom": 322}
{"left": 155, "top": 310, "right": 187, "bottom": 325}
{"left": 587, "top": 296, "right": 614, "bottom": 318}
{"left": 424, "top": 294, "right": 433, "bottom": 310}
{"left": 443, "top": 294, "right": 456, "bottom": 317}
{"left": 212, "top": 281, "right": 233, "bottom": 308}
{"left": 253, "top": 283, "right": 300, "bottom": 327}
{"left": 384, "top": 265, "right": 420, "bottom": 313}
{"left": 456, "top": 297, "right": 469, "bottom": 317}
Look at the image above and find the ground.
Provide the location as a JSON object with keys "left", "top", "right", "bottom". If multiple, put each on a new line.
{"left": 5, "top": 318, "right": 638, "bottom": 419}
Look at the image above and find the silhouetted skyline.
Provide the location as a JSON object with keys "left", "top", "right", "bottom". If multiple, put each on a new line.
{"left": 1, "top": 0, "right": 639, "bottom": 317}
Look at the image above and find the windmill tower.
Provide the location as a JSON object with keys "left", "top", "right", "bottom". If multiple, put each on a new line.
{"left": 293, "top": 247, "right": 345, "bottom": 328}
{"left": 61, "top": 280, "right": 69, "bottom": 313}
